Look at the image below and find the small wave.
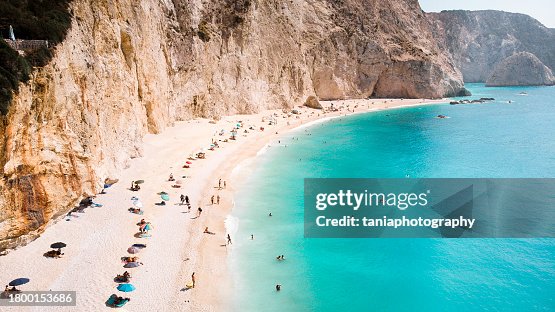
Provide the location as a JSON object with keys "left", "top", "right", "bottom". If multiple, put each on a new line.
{"left": 225, "top": 213, "right": 239, "bottom": 237}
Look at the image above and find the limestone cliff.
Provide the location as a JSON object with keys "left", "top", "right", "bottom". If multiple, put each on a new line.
{"left": 0, "top": 0, "right": 465, "bottom": 251}
{"left": 428, "top": 10, "right": 555, "bottom": 82}
{"left": 486, "top": 52, "right": 555, "bottom": 86}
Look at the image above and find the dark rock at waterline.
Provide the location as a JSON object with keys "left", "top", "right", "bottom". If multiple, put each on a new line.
{"left": 449, "top": 98, "right": 495, "bottom": 105}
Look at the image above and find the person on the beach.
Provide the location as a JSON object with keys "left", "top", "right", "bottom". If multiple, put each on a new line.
{"left": 227, "top": 234, "right": 232, "bottom": 245}
{"left": 4, "top": 285, "right": 9, "bottom": 292}
{"left": 198, "top": 207, "right": 202, "bottom": 216}
{"left": 224, "top": 181, "right": 227, "bottom": 189}
{"left": 180, "top": 194, "right": 185, "bottom": 205}
{"left": 131, "top": 181, "right": 134, "bottom": 189}
{"left": 251, "top": 234, "right": 254, "bottom": 240}
{"left": 191, "top": 272, "right": 195, "bottom": 288}
{"left": 188, "top": 206, "right": 191, "bottom": 213}
{"left": 217, "top": 195, "right": 220, "bottom": 204}
{"left": 211, "top": 195, "right": 214, "bottom": 205}
{"left": 185, "top": 195, "right": 190, "bottom": 205}
{"left": 169, "top": 173, "right": 174, "bottom": 181}
{"left": 218, "top": 179, "right": 222, "bottom": 189}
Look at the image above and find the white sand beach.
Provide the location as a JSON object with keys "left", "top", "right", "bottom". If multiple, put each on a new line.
{"left": 0, "top": 98, "right": 445, "bottom": 311}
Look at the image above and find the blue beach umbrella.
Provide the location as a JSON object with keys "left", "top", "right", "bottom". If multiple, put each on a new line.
{"left": 9, "top": 278, "right": 30, "bottom": 286}
{"left": 143, "top": 223, "right": 152, "bottom": 231}
{"left": 117, "top": 283, "right": 136, "bottom": 292}
{"left": 161, "top": 194, "right": 170, "bottom": 201}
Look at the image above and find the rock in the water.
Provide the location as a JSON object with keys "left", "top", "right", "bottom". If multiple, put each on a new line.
{"left": 304, "top": 96, "right": 322, "bottom": 109}
{"left": 486, "top": 52, "right": 555, "bottom": 86}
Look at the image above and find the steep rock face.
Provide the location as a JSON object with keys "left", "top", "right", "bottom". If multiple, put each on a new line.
{"left": 428, "top": 10, "right": 555, "bottom": 82}
{"left": 486, "top": 52, "right": 555, "bottom": 86}
{"left": 0, "top": 0, "right": 465, "bottom": 251}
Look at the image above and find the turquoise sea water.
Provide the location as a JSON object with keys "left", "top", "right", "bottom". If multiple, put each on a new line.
{"left": 230, "top": 84, "right": 555, "bottom": 311}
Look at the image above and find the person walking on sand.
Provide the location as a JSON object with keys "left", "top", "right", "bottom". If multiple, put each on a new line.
{"left": 218, "top": 179, "right": 222, "bottom": 189}
{"left": 197, "top": 207, "right": 203, "bottom": 216}
{"left": 185, "top": 195, "right": 190, "bottom": 205}
{"left": 227, "top": 234, "right": 232, "bottom": 245}
{"left": 217, "top": 195, "right": 220, "bottom": 205}
{"left": 191, "top": 272, "right": 195, "bottom": 288}
{"left": 180, "top": 194, "right": 185, "bottom": 205}
{"left": 211, "top": 195, "right": 215, "bottom": 205}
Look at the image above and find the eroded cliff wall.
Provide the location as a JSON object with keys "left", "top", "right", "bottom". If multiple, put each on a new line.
{"left": 428, "top": 10, "right": 555, "bottom": 82}
{"left": 0, "top": 0, "right": 465, "bottom": 251}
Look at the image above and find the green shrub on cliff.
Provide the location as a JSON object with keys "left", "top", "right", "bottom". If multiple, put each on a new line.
{"left": 0, "top": 0, "right": 72, "bottom": 115}
{"left": 0, "top": 40, "right": 30, "bottom": 114}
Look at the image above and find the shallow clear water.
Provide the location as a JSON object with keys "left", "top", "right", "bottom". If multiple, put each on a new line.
{"left": 230, "top": 84, "right": 555, "bottom": 311}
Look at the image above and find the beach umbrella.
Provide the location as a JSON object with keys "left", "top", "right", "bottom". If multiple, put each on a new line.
{"left": 133, "top": 200, "right": 143, "bottom": 208}
{"left": 127, "top": 247, "right": 139, "bottom": 254}
{"left": 117, "top": 283, "right": 136, "bottom": 292}
{"left": 132, "top": 243, "right": 147, "bottom": 249}
{"left": 9, "top": 278, "right": 30, "bottom": 286}
{"left": 161, "top": 194, "right": 170, "bottom": 201}
{"left": 124, "top": 262, "right": 140, "bottom": 268}
{"left": 186, "top": 161, "right": 192, "bottom": 164}
{"left": 50, "top": 242, "right": 66, "bottom": 249}
{"left": 143, "top": 223, "right": 152, "bottom": 231}
{"left": 135, "top": 180, "right": 145, "bottom": 184}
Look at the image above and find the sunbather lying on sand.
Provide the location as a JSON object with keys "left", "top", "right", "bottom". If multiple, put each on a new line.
{"left": 44, "top": 249, "right": 64, "bottom": 258}
{"left": 114, "top": 296, "right": 130, "bottom": 305}
{"left": 203, "top": 227, "right": 215, "bottom": 235}
{"left": 122, "top": 256, "right": 139, "bottom": 263}
{"left": 128, "top": 207, "right": 142, "bottom": 214}
{"left": 114, "top": 271, "right": 132, "bottom": 282}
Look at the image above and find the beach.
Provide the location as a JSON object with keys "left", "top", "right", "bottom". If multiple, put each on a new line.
{"left": 0, "top": 98, "right": 445, "bottom": 311}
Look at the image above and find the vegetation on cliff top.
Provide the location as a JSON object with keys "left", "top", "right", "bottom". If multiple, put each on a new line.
{"left": 0, "top": 0, "right": 72, "bottom": 115}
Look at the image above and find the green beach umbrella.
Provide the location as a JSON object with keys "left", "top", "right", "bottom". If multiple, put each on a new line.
{"left": 161, "top": 194, "right": 170, "bottom": 201}
{"left": 135, "top": 180, "right": 145, "bottom": 184}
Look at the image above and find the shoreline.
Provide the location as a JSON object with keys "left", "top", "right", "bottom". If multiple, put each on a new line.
{"left": 0, "top": 97, "right": 446, "bottom": 311}
{"left": 190, "top": 97, "right": 447, "bottom": 310}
